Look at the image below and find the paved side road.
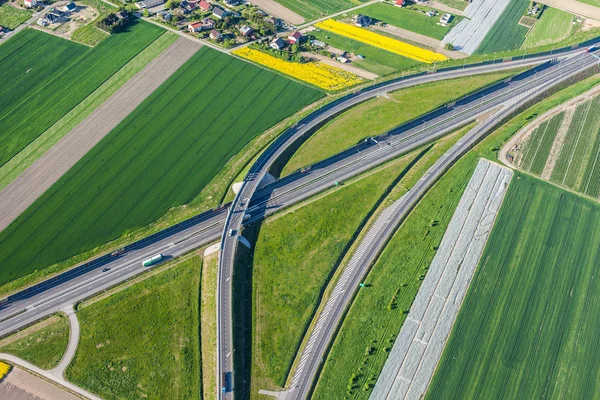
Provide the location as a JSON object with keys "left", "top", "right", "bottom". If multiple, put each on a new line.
{"left": 49, "top": 305, "right": 79, "bottom": 379}
{"left": 370, "top": 159, "right": 513, "bottom": 400}
{"left": 0, "top": 37, "right": 201, "bottom": 233}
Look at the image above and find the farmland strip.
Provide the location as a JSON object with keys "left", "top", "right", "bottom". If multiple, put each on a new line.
{"left": 541, "top": 107, "right": 574, "bottom": 180}
{"left": 0, "top": 38, "right": 202, "bottom": 234}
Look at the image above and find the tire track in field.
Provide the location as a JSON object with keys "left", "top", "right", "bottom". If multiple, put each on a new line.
{"left": 0, "top": 38, "right": 202, "bottom": 234}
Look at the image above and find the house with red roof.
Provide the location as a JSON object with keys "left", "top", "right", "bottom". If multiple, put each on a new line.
{"left": 198, "top": 0, "right": 211, "bottom": 11}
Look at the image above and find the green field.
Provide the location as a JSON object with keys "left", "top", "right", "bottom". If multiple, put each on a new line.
{"left": 476, "top": 0, "right": 530, "bottom": 54}
{"left": 0, "top": 29, "right": 88, "bottom": 122}
{"left": 515, "top": 95, "right": 600, "bottom": 198}
{"left": 435, "top": 0, "right": 467, "bottom": 10}
{"left": 283, "top": 70, "right": 521, "bottom": 175}
{"left": 201, "top": 256, "right": 218, "bottom": 400}
{"left": 0, "top": 314, "right": 69, "bottom": 370}
{"left": 521, "top": 7, "right": 575, "bottom": 49}
{"left": 274, "top": 0, "right": 368, "bottom": 21}
{"left": 250, "top": 152, "right": 423, "bottom": 394}
{"left": 0, "top": 4, "right": 31, "bottom": 29}
{"left": 427, "top": 173, "right": 600, "bottom": 399}
{"left": 311, "top": 29, "right": 419, "bottom": 75}
{"left": 66, "top": 257, "right": 202, "bottom": 399}
{"left": 358, "top": 3, "right": 456, "bottom": 40}
{"left": 577, "top": 0, "right": 600, "bottom": 7}
{"left": 0, "top": 47, "right": 322, "bottom": 289}
{"left": 71, "top": 23, "right": 109, "bottom": 46}
{"left": 0, "top": 22, "right": 165, "bottom": 167}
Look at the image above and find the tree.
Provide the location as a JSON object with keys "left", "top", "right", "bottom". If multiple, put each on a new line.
{"left": 142, "top": 8, "right": 150, "bottom": 17}
{"left": 444, "top": 43, "right": 454, "bottom": 51}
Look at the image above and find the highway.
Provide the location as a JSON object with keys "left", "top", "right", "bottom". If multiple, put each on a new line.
{"left": 0, "top": 45, "right": 591, "bottom": 396}
{"left": 219, "top": 49, "right": 600, "bottom": 399}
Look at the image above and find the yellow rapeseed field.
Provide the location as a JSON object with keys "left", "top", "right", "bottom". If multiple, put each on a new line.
{"left": 233, "top": 47, "right": 364, "bottom": 91}
{"left": 315, "top": 19, "right": 448, "bottom": 64}
{"left": 0, "top": 361, "right": 11, "bottom": 380}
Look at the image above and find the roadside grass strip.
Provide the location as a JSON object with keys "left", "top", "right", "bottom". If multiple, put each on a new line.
{"left": 426, "top": 173, "right": 600, "bottom": 399}
{"left": 315, "top": 19, "right": 447, "bottom": 63}
{"left": 0, "top": 29, "right": 88, "bottom": 122}
{"left": 233, "top": 47, "right": 363, "bottom": 90}
{"left": 0, "top": 32, "right": 179, "bottom": 192}
{"left": 371, "top": 160, "right": 513, "bottom": 400}
{"left": 521, "top": 8, "right": 574, "bottom": 49}
{"left": 0, "top": 314, "right": 69, "bottom": 370}
{"left": 0, "top": 47, "right": 322, "bottom": 289}
{"left": 441, "top": 0, "right": 511, "bottom": 55}
{"left": 66, "top": 257, "right": 202, "bottom": 399}
{"left": 357, "top": 3, "right": 455, "bottom": 40}
{"left": 0, "top": 21, "right": 165, "bottom": 167}
{"left": 475, "top": 0, "right": 530, "bottom": 54}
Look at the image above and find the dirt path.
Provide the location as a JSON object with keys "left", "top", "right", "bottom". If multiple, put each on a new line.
{"left": 301, "top": 52, "right": 379, "bottom": 79}
{"left": 541, "top": 108, "right": 575, "bottom": 179}
{"left": 373, "top": 25, "right": 468, "bottom": 59}
{"left": 0, "top": 367, "right": 80, "bottom": 400}
{"left": 499, "top": 80, "right": 600, "bottom": 169}
{"left": 538, "top": 0, "right": 600, "bottom": 20}
{"left": 429, "top": 1, "right": 465, "bottom": 15}
{"left": 246, "top": 0, "right": 305, "bottom": 25}
{"left": 0, "top": 38, "right": 201, "bottom": 234}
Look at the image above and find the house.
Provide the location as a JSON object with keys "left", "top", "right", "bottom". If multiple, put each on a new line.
{"left": 270, "top": 37, "right": 285, "bottom": 50}
{"left": 198, "top": 0, "right": 211, "bottom": 11}
{"left": 224, "top": 0, "right": 240, "bottom": 6}
{"left": 37, "top": 17, "right": 49, "bottom": 26}
{"left": 135, "top": 0, "right": 165, "bottom": 9}
{"left": 239, "top": 25, "right": 252, "bottom": 36}
{"left": 311, "top": 39, "right": 326, "bottom": 48}
{"left": 264, "top": 16, "right": 280, "bottom": 27}
{"left": 394, "top": 0, "right": 405, "bottom": 6}
{"left": 287, "top": 30, "right": 302, "bottom": 44}
{"left": 201, "top": 17, "right": 215, "bottom": 29}
{"left": 353, "top": 14, "right": 371, "bottom": 27}
{"left": 183, "top": 0, "right": 198, "bottom": 12}
{"left": 212, "top": 6, "right": 226, "bottom": 19}
{"left": 209, "top": 29, "right": 222, "bottom": 40}
{"left": 61, "top": 2, "right": 76, "bottom": 13}
{"left": 116, "top": 10, "right": 128, "bottom": 19}
{"left": 158, "top": 9, "right": 172, "bottom": 20}
{"left": 188, "top": 21, "right": 203, "bottom": 32}
{"left": 440, "top": 13, "right": 452, "bottom": 24}
{"left": 24, "top": 0, "right": 38, "bottom": 8}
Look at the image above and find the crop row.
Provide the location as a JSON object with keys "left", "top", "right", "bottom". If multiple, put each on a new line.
{"left": 232, "top": 47, "right": 363, "bottom": 90}
{"left": 0, "top": 21, "right": 165, "bottom": 167}
{"left": 315, "top": 19, "right": 447, "bottom": 64}
{"left": 475, "top": 0, "right": 530, "bottom": 54}
{"left": 521, "top": 112, "right": 564, "bottom": 175}
{"left": 0, "top": 47, "right": 322, "bottom": 287}
{"left": 427, "top": 173, "right": 600, "bottom": 399}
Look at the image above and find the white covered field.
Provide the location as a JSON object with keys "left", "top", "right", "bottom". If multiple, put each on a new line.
{"left": 370, "top": 159, "right": 513, "bottom": 400}
{"left": 442, "top": 0, "right": 511, "bottom": 54}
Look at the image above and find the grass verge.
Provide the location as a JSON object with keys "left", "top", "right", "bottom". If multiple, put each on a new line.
{"left": 201, "top": 253, "right": 218, "bottom": 400}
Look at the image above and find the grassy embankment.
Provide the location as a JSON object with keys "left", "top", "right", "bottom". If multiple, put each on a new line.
{"left": 201, "top": 255, "right": 218, "bottom": 400}
{"left": 427, "top": 173, "right": 600, "bottom": 399}
{"left": 0, "top": 31, "right": 178, "bottom": 191}
{"left": 522, "top": 7, "right": 575, "bottom": 49}
{"left": 475, "top": 0, "right": 530, "bottom": 54}
{"left": 0, "top": 47, "right": 321, "bottom": 292}
{"left": 282, "top": 70, "right": 522, "bottom": 175}
{"left": 312, "top": 74, "right": 600, "bottom": 399}
{"left": 0, "top": 21, "right": 165, "bottom": 167}
{"left": 0, "top": 4, "right": 31, "bottom": 29}
{"left": 0, "top": 314, "right": 69, "bottom": 370}
{"left": 358, "top": 3, "right": 456, "bottom": 40}
{"left": 248, "top": 147, "right": 434, "bottom": 396}
{"left": 67, "top": 256, "right": 202, "bottom": 399}
{"left": 310, "top": 29, "right": 418, "bottom": 76}
{"left": 517, "top": 94, "right": 600, "bottom": 198}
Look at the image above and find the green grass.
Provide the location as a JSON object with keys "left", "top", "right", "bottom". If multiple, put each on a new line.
{"left": 358, "top": 3, "right": 456, "bottom": 40}
{"left": 250, "top": 152, "right": 423, "bottom": 394}
{"left": 427, "top": 173, "right": 600, "bottom": 399}
{"left": 434, "top": 0, "right": 467, "bottom": 10}
{"left": 201, "top": 255, "right": 218, "bottom": 400}
{"left": 311, "top": 29, "right": 419, "bottom": 75}
{"left": 0, "top": 29, "right": 88, "bottom": 122}
{"left": 71, "top": 23, "right": 109, "bottom": 46}
{"left": 0, "top": 4, "right": 31, "bottom": 29}
{"left": 313, "top": 74, "right": 600, "bottom": 400}
{"left": 282, "top": 70, "right": 521, "bottom": 175}
{"left": 521, "top": 7, "right": 575, "bottom": 49}
{"left": 0, "top": 314, "right": 69, "bottom": 370}
{"left": 520, "top": 112, "right": 564, "bottom": 174}
{"left": 0, "top": 32, "right": 179, "bottom": 192}
{"left": 273, "top": 0, "right": 369, "bottom": 21}
{"left": 66, "top": 257, "right": 202, "bottom": 400}
{"left": 577, "top": 0, "right": 600, "bottom": 7}
{"left": 475, "top": 0, "right": 530, "bottom": 54}
{"left": 0, "top": 47, "right": 322, "bottom": 289}
{"left": 0, "top": 21, "right": 165, "bottom": 167}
